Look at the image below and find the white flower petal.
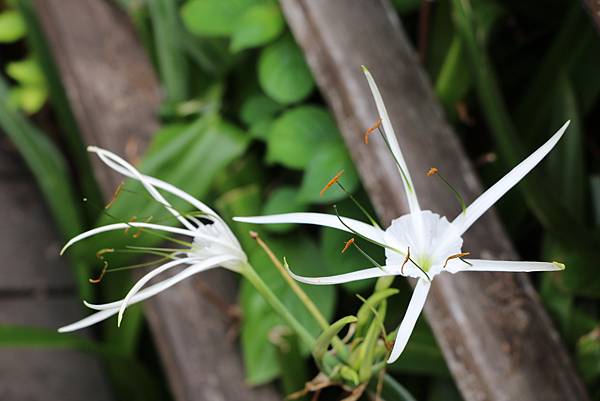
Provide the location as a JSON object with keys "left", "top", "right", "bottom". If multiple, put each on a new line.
{"left": 60, "top": 222, "right": 195, "bottom": 255}
{"left": 116, "top": 257, "right": 194, "bottom": 326}
{"left": 234, "top": 213, "right": 385, "bottom": 243}
{"left": 90, "top": 146, "right": 219, "bottom": 218}
{"left": 362, "top": 66, "right": 420, "bottom": 215}
{"left": 59, "top": 256, "right": 231, "bottom": 332}
{"left": 58, "top": 308, "right": 120, "bottom": 333}
{"left": 452, "top": 121, "right": 570, "bottom": 235}
{"left": 388, "top": 278, "right": 430, "bottom": 363}
{"left": 287, "top": 266, "right": 395, "bottom": 285}
{"left": 89, "top": 147, "right": 196, "bottom": 231}
{"left": 447, "top": 259, "right": 566, "bottom": 273}
{"left": 84, "top": 255, "right": 234, "bottom": 311}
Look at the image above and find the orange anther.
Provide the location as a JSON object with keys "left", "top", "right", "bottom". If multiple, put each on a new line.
{"left": 427, "top": 167, "right": 439, "bottom": 177}
{"left": 341, "top": 238, "right": 355, "bottom": 254}
{"left": 364, "top": 118, "right": 382, "bottom": 144}
{"left": 320, "top": 170, "right": 344, "bottom": 196}
{"left": 443, "top": 252, "right": 470, "bottom": 268}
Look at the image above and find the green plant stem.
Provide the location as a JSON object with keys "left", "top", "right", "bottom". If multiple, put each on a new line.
{"left": 241, "top": 263, "right": 316, "bottom": 349}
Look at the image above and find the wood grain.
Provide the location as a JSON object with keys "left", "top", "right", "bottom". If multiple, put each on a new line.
{"left": 280, "top": 1, "right": 590, "bottom": 400}
{"left": 0, "top": 145, "right": 114, "bottom": 401}
{"left": 32, "top": 1, "right": 279, "bottom": 400}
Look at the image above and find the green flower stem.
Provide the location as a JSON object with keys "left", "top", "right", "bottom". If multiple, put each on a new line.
{"left": 241, "top": 262, "right": 316, "bottom": 349}
{"left": 251, "top": 232, "right": 348, "bottom": 357}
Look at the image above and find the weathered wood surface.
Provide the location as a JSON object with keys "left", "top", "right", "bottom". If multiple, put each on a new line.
{"left": 32, "top": 1, "right": 279, "bottom": 400}
{"left": 281, "top": 1, "right": 590, "bottom": 401}
{"left": 0, "top": 144, "right": 114, "bottom": 401}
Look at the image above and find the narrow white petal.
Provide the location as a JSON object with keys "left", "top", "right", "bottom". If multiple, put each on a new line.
{"left": 388, "top": 278, "right": 431, "bottom": 363}
{"left": 362, "top": 66, "right": 420, "bottom": 214}
{"left": 60, "top": 222, "right": 195, "bottom": 255}
{"left": 58, "top": 308, "right": 120, "bottom": 333}
{"left": 288, "top": 266, "right": 395, "bottom": 285}
{"left": 448, "top": 259, "right": 566, "bottom": 273}
{"left": 234, "top": 213, "right": 385, "bottom": 244}
{"left": 452, "top": 121, "right": 570, "bottom": 235}
{"left": 83, "top": 255, "right": 234, "bottom": 311}
{"left": 59, "top": 257, "right": 230, "bottom": 332}
{"left": 116, "top": 258, "right": 193, "bottom": 326}
{"left": 89, "top": 147, "right": 195, "bottom": 231}
{"left": 90, "top": 147, "right": 218, "bottom": 217}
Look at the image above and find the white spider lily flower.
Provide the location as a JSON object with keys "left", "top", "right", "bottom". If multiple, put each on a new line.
{"left": 59, "top": 147, "right": 246, "bottom": 332}
{"left": 235, "top": 66, "right": 568, "bottom": 364}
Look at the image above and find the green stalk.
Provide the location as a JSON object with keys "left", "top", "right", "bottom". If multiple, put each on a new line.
{"left": 241, "top": 263, "right": 315, "bottom": 348}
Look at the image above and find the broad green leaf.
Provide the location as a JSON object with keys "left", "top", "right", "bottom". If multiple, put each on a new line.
{"left": 298, "top": 145, "right": 359, "bottom": 204}
{"left": 230, "top": 3, "right": 284, "bottom": 52}
{"left": 258, "top": 35, "right": 315, "bottom": 104}
{"left": 181, "top": 0, "right": 253, "bottom": 37}
{"left": 267, "top": 105, "right": 339, "bottom": 169}
{"left": 262, "top": 186, "right": 308, "bottom": 233}
{"left": 240, "top": 93, "right": 283, "bottom": 126}
{"left": 8, "top": 85, "right": 47, "bottom": 114}
{"left": 0, "top": 10, "right": 26, "bottom": 43}
{"left": 275, "top": 333, "right": 309, "bottom": 401}
{"left": 6, "top": 58, "right": 45, "bottom": 86}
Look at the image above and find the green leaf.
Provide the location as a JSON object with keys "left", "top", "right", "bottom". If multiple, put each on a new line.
{"left": 240, "top": 94, "right": 283, "bottom": 126}
{"left": 6, "top": 58, "right": 45, "bottom": 86}
{"left": 262, "top": 186, "right": 308, "bottom": 233}
{"left": 9, "top": 85, "right": 47, "bottom": 114}
{"left": 267, "top": 105, "right": 339, "bottom": 169}
{"left": 0, "top": 10, "right": 26, "bottom": 43}
{"left": 259, "top": 35, "right": 315, "bottom": 104}
{"left": 298, "top": 145, "right": 359, "bottom": 204}
{"left": 230, "top": 3, "right": 284, "bottom": 52}
{"left": 181, "top": 0, "right": 253, "bottom": 37}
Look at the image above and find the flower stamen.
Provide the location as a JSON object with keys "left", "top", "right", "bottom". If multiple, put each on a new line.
{"left": 89, "top": 261, "right": 109, "bottom": 284}
{"left": 427, "top": 167, "right": 466, "bottom": 215}
{"left": 320, "top": 170, "right": 344, "bottom": 196}
{"left": 341, "top": 238, "right": 355, "bottom": 253}
{"left": 105, "top": 182, "right": 124, "bottom": 209}
{"left": 363, "top": 118, "right": 382, "bottom": 144}
{"left": 401, "top": 247, "right": 410, "bottom": 275}
{"left": 443, "top": 252, "right": 471, "bottom": 268}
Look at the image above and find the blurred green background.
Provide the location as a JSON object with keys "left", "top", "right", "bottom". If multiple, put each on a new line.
{"left": 0, "top": 0, "right": 599, "bottom": 400}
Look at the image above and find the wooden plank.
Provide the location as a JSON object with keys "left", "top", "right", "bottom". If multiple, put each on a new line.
{"left": 0, "top": 145, "right": 72, "bottom": 291}
{"left": 32, "top": 1, "right": 279, "bottom": 400}
{"left": 0, "top": 298, "right": 114, "bottom": 401}
{"left": 280, "top": 1, "right": 590, "bottom": 401}
{"left": 0, "top": 145, "right": 114, "bottom": 401}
